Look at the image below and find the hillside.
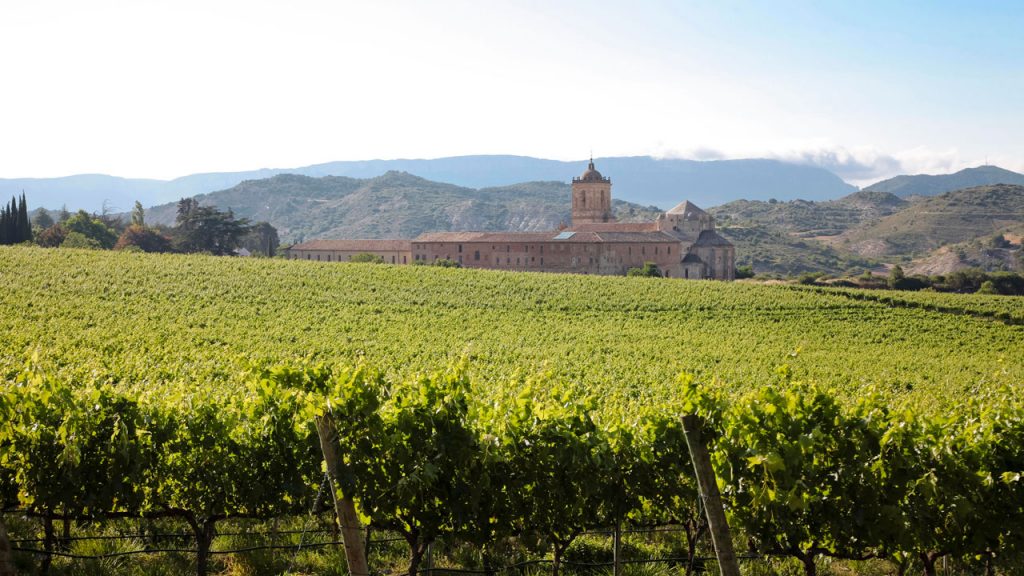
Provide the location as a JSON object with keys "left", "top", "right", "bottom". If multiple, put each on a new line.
{"left": 708, "top": 190, "right": 906, "bottom": 274}
{"left": 710, "top": 190, "right": 907, "bottom": 237}
{"left": 864, "top": 165, "right": 1024, "bottom": 197}
{"left": 3, "top": 154, "right": 856, "bottom": 213}
{"left": 143, "top": 171, "right": 663, "bottom": 243}
{"left": 835, "top": 184, "right": 1024, "bottom": 260}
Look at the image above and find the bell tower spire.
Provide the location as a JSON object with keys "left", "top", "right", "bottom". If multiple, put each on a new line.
{"left": 571, "top": 156, "right": 614, "bottom": 226}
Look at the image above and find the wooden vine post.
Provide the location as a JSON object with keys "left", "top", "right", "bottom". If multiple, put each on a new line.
{"left": 0, "top": 516, "right": 15, "bottom": 576}
{"left": 681, "top": 414, "right": 740, "bottom": 576}
{"left": 315, "top": 415, "right": 370, "bottom": 576}
{"left": 612, "top": 523, "right": 622, "bottom": 576}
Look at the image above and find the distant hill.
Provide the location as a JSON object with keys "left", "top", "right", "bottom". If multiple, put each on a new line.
{"left": 705, "top": 191, "right": 907, "bottom": 275}
{"left": 143, "top": 172, "right": 663, "bottom": 244}
{"left": 709, "top": 190, "right": 907, "bottom": 237}
{"left": 864, "top": 165, "right": 1024, "bottom": 197}
{"left": 2, "top": 155, "right": 856, "bottom": 213}
{"left": 835, "top": 184, "right": 1024, "bottom": 261}
{"left": 708, "top": 185, "right": 1024, "bottom": 275}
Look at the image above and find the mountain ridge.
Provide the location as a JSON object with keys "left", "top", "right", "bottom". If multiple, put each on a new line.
{"left": 142, "top": 171, "right": 664, "bottom": 244}
{"left": 864, "top": 165, "right": 1024, "bottom": 197}
{"left": 2, "top": 154, "right": 856, "bottom": 212}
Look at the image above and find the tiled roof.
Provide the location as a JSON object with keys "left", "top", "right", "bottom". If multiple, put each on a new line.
{"left": 681, "top": 252, "right": 704, "bottom": 263}
{"left": 593, "top": 231, "right": 679, "bottom": 243}
{"left": 693, "top": 229, "right": 733, "bottom": 247}
{"left": 666, "top": 201, "right": 709, "bottom": 219}
{"left": 413, "top": 231, "right": 603, "bottom": 243}
{"left": 413, "top": 229, "right": 681, "bottom": 244}
{"left": 289, "top": 239, "right": 411, "bottom": 251}
{"left": 570, "top": 222, "right": 659, "bottom": 232}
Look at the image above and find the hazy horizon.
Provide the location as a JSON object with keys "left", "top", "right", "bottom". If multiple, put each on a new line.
{"left": 2, "top": 1, "right": 1023, "bottom": 185}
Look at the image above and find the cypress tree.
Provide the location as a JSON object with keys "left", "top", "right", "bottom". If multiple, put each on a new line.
{"left": 19, "top": 193, "right": 31, "bottom": 242}
{"left": 0, "top": 200, "right": 8, "bottom": 244}
{"left": 8, "top": 198, "right": 16, "bottom": 242}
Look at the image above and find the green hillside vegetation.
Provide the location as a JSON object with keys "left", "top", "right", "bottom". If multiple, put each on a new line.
{"left": 716, "top": 224, "right": 876, "bottom": 275}
{"left": 838, "top": 184, "right": 1024, "bottom": 259}
{"left": 709, "top": 190, "right": 906, "bottom": 274}
{"left": 864, "top": 165, "right": 1024, "bottom": 197}
{"left": 710, "top": 190, "right": 906, "bottom": 237}
{"left": 143, "top": 172, "right": 663, "bottom": 244}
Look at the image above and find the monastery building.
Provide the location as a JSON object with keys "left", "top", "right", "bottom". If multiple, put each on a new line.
{"left": 287, "top": 160, "right": 735, "bottom": 280}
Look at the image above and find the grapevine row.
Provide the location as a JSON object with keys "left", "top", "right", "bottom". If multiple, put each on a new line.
{"left": 2, "top": 360, "right": 1022, "bottom": 576}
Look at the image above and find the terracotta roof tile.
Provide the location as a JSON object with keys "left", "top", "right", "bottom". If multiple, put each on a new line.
{"left": 289, "top": 239, "right": 411, "bottom": 251}
{"left": 569, "top": 222, "right": 659, "bottom": 232}
{"left": 693, "top": 230, "right": 732, "bottom": 247}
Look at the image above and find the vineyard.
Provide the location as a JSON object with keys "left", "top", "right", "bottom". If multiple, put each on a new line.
{"left": 1, "top": 246, "right": 1023, "bottom": 575}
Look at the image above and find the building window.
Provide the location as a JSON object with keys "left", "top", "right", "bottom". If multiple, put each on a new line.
{"left": 667, "top": 247, "right": 671, "bottom": 255}
{"left": 458, "top": 244, "right": 463, "bottom": 253}
{"left": 391, "top": 256, "right": 395, "bottom": 263}
{"left": 641, "top": 247, "right": 646, "bottom": 255}
{"left": 540, "top": 257, "right": 544, "bottom": 265}
{"left": 474, "top": 250, "right": 480, "bottom": 261}
{"left": 531, "top": 257, "right": 535, "bottom": 262}
{"left": 655, "top": 247, "right": 659, "bottom": 255}
{"left": 403, "top": 256, "right": 407, "bottom": 263}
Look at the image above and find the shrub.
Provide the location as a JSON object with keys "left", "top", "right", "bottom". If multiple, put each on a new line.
{"left": 61, "top": 231, "right": 103, "bottom": 249}
{"left": 627, "top": 262, "right": 662, "bottom": 277}
{"left": 350, "top": 252, "right": 385, "bottom": 264}
{"left": 114, "top": 225, "right": 172, "bottom": 253}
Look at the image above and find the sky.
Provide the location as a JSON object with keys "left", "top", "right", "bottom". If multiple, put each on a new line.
{"left": 1, "top": 0, "right": 1022, "bottom": 186}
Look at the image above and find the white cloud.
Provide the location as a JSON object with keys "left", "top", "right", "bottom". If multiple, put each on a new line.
{"left": 766, "top": 145, "right": 995, "bottom": 186}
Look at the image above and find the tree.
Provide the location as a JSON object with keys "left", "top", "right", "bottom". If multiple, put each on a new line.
{"left": 240, "top": 221, "right": 279, "bottom": 257}
{"left": 114, "top": 225, "right": 172, "bottom": 253}
{"left": 887, "top": 264, "right": 910, "bottom": 290}
{"left": 0, "top": 194, "right": 32, "bottom": 245}
{"left": 63, "top": 210, "right": 118, "bottom": 249}
{"left": 131, "top": 201, "right": 146, "bottom": 227}
{"left": 173, "top": 199, "right": 251, "bottom": 255}
{"left": 32, "top": 208, "right": 54, "bottom": 231}
{"left": 36, "top": 224, "right": 67, "bottom": 248}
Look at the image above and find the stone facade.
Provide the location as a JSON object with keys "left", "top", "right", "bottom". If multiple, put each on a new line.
{"left": 286, "top": 239, "right": 411, "bottom": 264}
{"left": 287, "top": 161, "right": 735, "bottom": 280}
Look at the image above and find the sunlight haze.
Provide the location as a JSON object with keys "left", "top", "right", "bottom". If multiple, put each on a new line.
{"left": 2, "top": 0, "right": 1022, "bottom": 184}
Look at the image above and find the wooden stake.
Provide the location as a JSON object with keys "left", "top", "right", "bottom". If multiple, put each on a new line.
{"left": 316, "top": 415, "right": 371, "bottom": 576}
{"left": 612, "top": 523, "right": 622, "bottom": 576}
{"left": 682, "top": 414, "right": 740, "bottom": 576}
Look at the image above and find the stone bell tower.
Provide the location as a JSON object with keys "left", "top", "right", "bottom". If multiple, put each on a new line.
{"left": 571, "top": 157, "right": 615, "bottom": 225}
